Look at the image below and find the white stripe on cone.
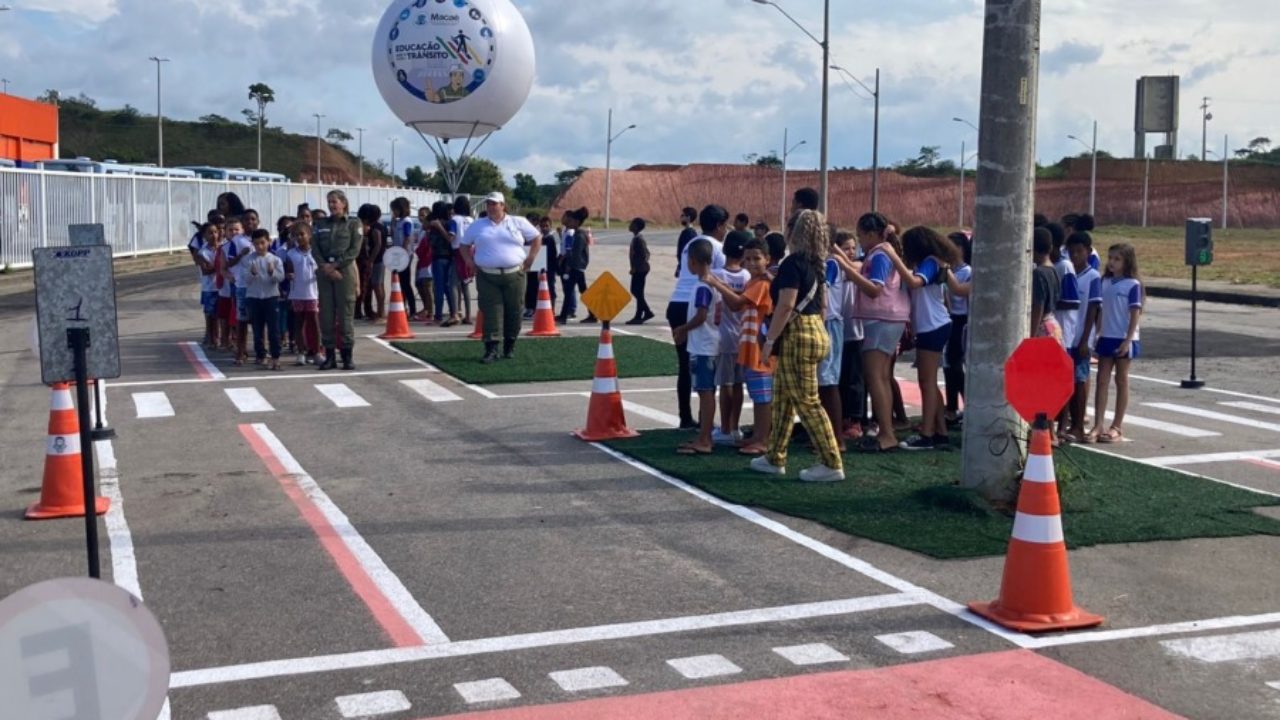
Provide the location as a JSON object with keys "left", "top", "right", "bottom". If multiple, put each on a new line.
{"left": 597, "top": 343, "right": 615, "bottom": 361}
{"left": 1011, "top": 512, "right": 1065, "bottom": 544}
{"left": 592, "top": 377, "right": 618, "bottom": 395}
{"left": 537, "top": 298, "right": 552, "bottom": 310}
{"left": 388, "top": 302, "right": 405, "bottom": 313}
{"left": 1023, "top": 454, "right": 1056, "bottom": 484}
{"left": 51, "top": 388, "right": 74, "bottom": 411}
{"left": 47, "top": 433, "right": 81, "bottom": 455}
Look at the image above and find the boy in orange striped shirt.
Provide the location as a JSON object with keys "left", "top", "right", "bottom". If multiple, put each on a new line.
{"left": 704, "top": 239, "right": 774, "bottom": 455}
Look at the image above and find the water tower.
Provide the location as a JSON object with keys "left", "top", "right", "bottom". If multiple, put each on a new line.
{"left": 1134, "top": 75, "right": 1179, "bottom": 160}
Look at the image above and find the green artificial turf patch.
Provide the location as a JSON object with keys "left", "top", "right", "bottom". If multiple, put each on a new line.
{"left": 394, "top": 335, "right": 678, "bottom": 385}
{"left": 604, "top": 429, "right": 1280, "bottom": 559}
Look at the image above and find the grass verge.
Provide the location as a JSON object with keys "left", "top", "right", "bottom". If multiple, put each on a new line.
{"left": 394, "top": 335, "right": 678, "bottom": 385}
{"left": 604, "top": 429, "right": 1280, "bottom": 559}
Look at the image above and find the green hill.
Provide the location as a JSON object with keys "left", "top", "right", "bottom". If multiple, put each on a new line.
{"left": 54, "top": 100, "right": 392, "bottom": 185}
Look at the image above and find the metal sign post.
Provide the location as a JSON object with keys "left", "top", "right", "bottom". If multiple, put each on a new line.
{"left": 33, "top": 245, "right": 121, "bottom": 578}
{"left": 69, "top": 224, "right": 117, "bottom": 439}
{"left": 1182, "top": 219, "right": 1212, "bottom": 389}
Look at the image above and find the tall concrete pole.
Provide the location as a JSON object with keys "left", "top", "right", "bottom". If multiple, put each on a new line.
{"left": 961, "top": 0, "right": 1041, "bottom": 503}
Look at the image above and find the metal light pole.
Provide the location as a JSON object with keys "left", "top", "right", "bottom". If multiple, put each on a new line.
{"left": 148, "top": 57, "right": 170, "bottom": 167}
{"left": 312, "top": 113, "right": 324, "bottom": 185}
{"left": 390, "top": 137, "right": 399, "bottom": 180}
{"left": 1, "top": 78, "right": 8, "bottom": 95}
{"left": 1068, "top": 120, "right": 1098, "bottom": 215}
{"left": 953, "top": 117, "right": 978, "bottom": 228}
{"left": 831, "top": 65, "right": 880, "bottom": 211}
{"left": 1200, "top": 97, "right": 1212, "bottom": 161}
{"left": 754, "top": 0, "right": 830, "bottom": 214}
{"left": 1141, "top": 154, "right": 1150, "bottom": 228}
{"left": 604, "top": 108, "right": 637, "bottom": 229}
{"left": 356, "top": 127, "right": 366, "bottom": 186}
{"left": 780, "top": 128, "right": 808, "bottom": 228}
{"left": 1221, "top": 134, "right": 1229, "bottom": 230}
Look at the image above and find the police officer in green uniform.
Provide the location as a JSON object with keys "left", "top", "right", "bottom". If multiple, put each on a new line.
{"left": 312, "top": 190, "right": 364, "bottom": 370}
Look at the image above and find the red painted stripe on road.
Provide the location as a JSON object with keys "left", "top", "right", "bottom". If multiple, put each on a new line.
{"left": 179, "top": 342, "right": 215, "bottom": 380}
{"left": 239, "top": 424, "right": 425, "bottom": 648}
{"left": 1246, "top": 458, "right": 1280, "bottom": 473}
{"left": 427, "top": 650, "right": 1183, "bottom": 720}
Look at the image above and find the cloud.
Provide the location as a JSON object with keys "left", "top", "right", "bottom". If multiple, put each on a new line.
{"left": 1042, "top": 42, "right": 1104, "bottom": 75}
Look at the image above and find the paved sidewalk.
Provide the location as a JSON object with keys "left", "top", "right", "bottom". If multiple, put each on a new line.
{"left": 1146, "top": 277, "right": 1280, "bottom": 307}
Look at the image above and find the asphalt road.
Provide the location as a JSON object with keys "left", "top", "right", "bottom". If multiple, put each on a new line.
{"left": 3, "top": 238, "right": 1280, "bottom": 719}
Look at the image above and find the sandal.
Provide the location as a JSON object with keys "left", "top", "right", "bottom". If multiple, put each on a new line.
{"left": 1097, "top": 427, "right": 1124, "bottom": 444}
{"left": 737, "top": 444, "right": 767, "bottom": 456}
{"left": 676, "top": 445, "right": 713, "bottom": 456}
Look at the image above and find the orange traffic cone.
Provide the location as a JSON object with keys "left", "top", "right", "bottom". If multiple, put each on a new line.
{"left": 26, "top": 383, "right": 109, "bottom": 520}
{"left": 529, "top": 270, "right": 560, "bottom": 338}
{"left": 379, "top": 274, "right": 416, "bottom": 340}
{"left": 968, "top": 427, "right": 1103, "bottom": 632}
{"left": 468, "top": 310, "right": 484, "bottom": 340}
{"left": 574, "top": 326, "right": 639, "bottom": 441}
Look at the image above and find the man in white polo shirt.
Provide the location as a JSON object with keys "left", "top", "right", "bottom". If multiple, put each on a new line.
{"left": 462, "top": 192, "right": 543, "bottom": 363}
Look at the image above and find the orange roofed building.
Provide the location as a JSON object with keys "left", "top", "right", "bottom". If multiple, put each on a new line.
{"left": 0, "top": 94, "right": 59, "bottom": 166}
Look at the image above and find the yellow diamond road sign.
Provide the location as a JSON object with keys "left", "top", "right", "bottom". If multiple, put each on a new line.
{"left": 580, "top": 271, "right": 632, "bottom": 323}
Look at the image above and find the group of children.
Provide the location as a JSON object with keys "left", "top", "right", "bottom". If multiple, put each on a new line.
{"left": 666, "top": 190, "right": 1144, "bottom": 465}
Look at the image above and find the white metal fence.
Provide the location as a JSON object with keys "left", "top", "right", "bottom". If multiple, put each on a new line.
{"left": 0, "top": 167, "right": 444, "bottom": 269}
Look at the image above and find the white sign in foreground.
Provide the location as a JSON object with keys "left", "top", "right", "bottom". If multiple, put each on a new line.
{"left": 0, "top": 577, "right": 170, "bottom": 720}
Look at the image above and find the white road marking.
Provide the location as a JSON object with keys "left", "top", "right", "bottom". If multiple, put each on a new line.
{"left": 132, "top": 391, "right": 175, "bottom": 419}
{"left": 1140, "top": 449, "right": 1280, "bottom": 467}
{"left": 590, "top": 443, "right": 1037, "bottom": 650}
{"left": 316, "top": 383, "right": 371, "bottom": 409}
{"left": 1267, "top": 681, "right": 1280, "bottom": 691}
{"left": 207, "top": 707, "right": 282, "bottom": 720}
{"left": 549, "top": 666, "right": 629, "bottom": 693}
{"left": 875, "top": 631, "right": 955, "bottom": 654}
{"left": 621, "top": 400, "right": 683, "bottom": 427}
{"left": 494, "top": 387, "right": 676, "bottom": 400}
{"left": 1031, "top": 610, "right": 1280, "bottom": 648}
{"left": 225, "top": 387, "right": 274, "bottom": 413}
{"left": 454, "top": 678, "right": 522, "bottom": 704}
{"left": 334, "top": 690, "right": 411, "bottom": 718}
{"left": 182, "top": 341, "right": 226, "bottom": 380}
{"left": 1221, "top": 401, "right": 1280, "bottom": 417}
{"left": 363, "top": 335, "right": 441, "bottom": 371}
{"left": 1075, "top": 443, "right": 1280, "bottom": 500}
{"left": 110, "top": 368, "right": 431, "bottom": 388}
{"left": 245, "top": 424, "right": 450, "bottom": 646}
{"left": 1162, "top": 628, "right": 1280, "bottom": 663}
{"left": 1144, "top": 402, "right": 1280, "bottom": 433}
{"left": 773, "top": 643, "right": 850, "bottom": 666}
{"left": 1130, "top": 374, "right": 1280, "bottom": 405}
{"left": 1105, "top": 411, "right": 1220, "bottom": 438}
{"left": 401, "top": 378, "right": 462, "bottom": 403}
{"left": 168, "top": 593, "right": 919, "bottom": 688}
{"left": 666, "top": 654, "right": 742, "bottom": 679}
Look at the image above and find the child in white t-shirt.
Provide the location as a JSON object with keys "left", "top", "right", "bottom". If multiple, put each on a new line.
{"left": 673, "top": 239, "right": 720, "bottom": 456}
{"left": 285, "top": 222, "right": 322, "bottom": 365}
{"left": 1089, "top": 243, "right": 1143, "bottom": 444}
{"left": 196, "top": 222, "right": 221, "bottom": 349}
{"left": 711, "top": 240, "right": 751, "bottom": 445}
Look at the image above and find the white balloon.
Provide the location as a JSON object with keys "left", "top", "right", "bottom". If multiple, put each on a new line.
{"left": 372, "top": 0, "right": 536, "bottom": 140}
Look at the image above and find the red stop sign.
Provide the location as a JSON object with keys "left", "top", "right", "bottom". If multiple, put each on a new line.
{"left": 1005, "top": 337, "right": 1074, "bottom": 423}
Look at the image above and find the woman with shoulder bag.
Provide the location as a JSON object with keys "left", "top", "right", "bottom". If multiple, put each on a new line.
{"left": 750, "top": 210, "right": 844, "bottom": 483}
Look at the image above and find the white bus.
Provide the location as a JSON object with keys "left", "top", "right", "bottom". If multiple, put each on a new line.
{"left": 176, "top": 166, "right": 290, "bottom": 183}
{"left": 36, "top": 158, "right": 197, "bottom": 178}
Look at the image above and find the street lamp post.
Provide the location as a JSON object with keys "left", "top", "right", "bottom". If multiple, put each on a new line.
{"left": 356, "top": 128, "right": 366, "bottom": 186}
{"left": 754, "top": 0, "right": 830, "bottom": 214}
{"left": 952, "top": 117, "right": 978, "bottom": 228}
{"left": 148, "top": 57, "right": 170, "bottom": 167}
{"left": 831, "top": 65, "right": 880, "bottom": 211}
{"left": 1068, "top": 120, "right": 1098, "bottom": 216}
{"left": 312, "top": 113, "right": 324, "bottom": 185}
{"left": 390, "top": 137, "right": 399, "bottom": 180}
{"left": 1200, "top": 97, "right": 1212, "bottom": 161}
{"left": 604, "top": 108, "right": 637, "bottom": 229}
{"left": 1, "top": 78, "right": 9, "bottom": 95}
{"left": 780, "top": 127, "right": 807, "bottom": 229}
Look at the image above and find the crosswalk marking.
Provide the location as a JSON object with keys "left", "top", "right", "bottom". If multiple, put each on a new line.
{"left": 334, "top": 690, "right": 410, "bottom": 718}
{"left": 132, "top": 392, "right": 174, "bottom": 419}
{"left": 666, "top": 654, "right": 742, "bottom": 679}
{"left": 773, "top": 643, "right": 850, "bottom": 666}
{"left": 1105, "top": 411, "right": 1220, "bottom": 438}
{"left": 454, "top": 678, "right": 522, "bottom": 704}
{"left": 875, "top": 631, "right": 954, "bottom": 655}
{"left": 316, "top": 383, "right": 371, "bottom": 409}
{"left": 549, "top": 666, "right": 629, "bottom": 693}
{"left": 225, "top": 388, "right": 274, "bottom": 413}
{"left": 1144, "top": 402, "right": 1280, "bottom": 434}
{"left": 1142, "top": 449, "right": 1280, "bottom": 467}
{"left": 401, "top": 378, "right": 461, "bottom": 403}
{"left": 1221, "top": 401, "right": 1280, "bottom": 417}
{"left": 621, "top": 400, "right": 682, "bottom": 427}
{"left": 207, "top": 707, "right": 282, "bottom": 720}
{"left": 1162, "top": 628, "right": 1280, "bottom": 663}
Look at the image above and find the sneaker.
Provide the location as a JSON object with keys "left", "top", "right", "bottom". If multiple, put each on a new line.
{"left": 294, "top": 354, "right": 306, "bottom": 366}
{"left": 522, "top": 310, "right": 534, "bottom": 320}
{"left": 799, "top": 465, "right": 845, "bottom": 483}
{"left": 306, "top": 354, "right": 319, "bottom": 365}
{"left": 899, "top": 435, "right": 936, "bottom": 451}
{"left": 931, "top": 434, "right": 951, "bottom": 450}
{"left": 749, "top": 455, "right": 786, "bottom": 476}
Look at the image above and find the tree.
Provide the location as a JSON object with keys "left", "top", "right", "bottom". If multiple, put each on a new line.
{"left": 110, "top": 104, "right": 141, "bottom": 124}
{"left": 199, "top": 113, "right": 233, "bottom": 125}
{"left": 326, "top": 128, "right": 354, "bottom": 145}
{"left": 512, "top": 172, "right": 541, "bottom": 207}
{"left": 374, "top": 158, "right": 388, "bottom": 173}
{"left": 894, "top": 146, "right": 958, "bottom": 177}
{"left": 404, "top": 165, "right": 435, "bottom": 189}
{"left": 248, "top": 83, "right": 275, "bottom": 170}
{"left": 755, "top": 153, "right": 784, "bottom": 169}
{"left": 961, "top": 0, "right": 1041, "bottom": 506}
{"left": 37, "top": 89, "right": 61, "bottom": 105}
{"left": 431, "top": 156, "right": 510, "bottom": 196}
{"left": 1248, "top": 137, "right": 1272, "bottom": 154}
{"left": 554, "top": 166, "right": 588, "bottom": 188}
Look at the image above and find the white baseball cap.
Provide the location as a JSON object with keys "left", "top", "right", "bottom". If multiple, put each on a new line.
{"left": 484, "top": 192, "right": 505, "bottom": 204}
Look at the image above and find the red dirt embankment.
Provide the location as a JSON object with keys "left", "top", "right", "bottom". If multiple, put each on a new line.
{"left": 553, "top": 160, "right": 1280, "bottom": 229}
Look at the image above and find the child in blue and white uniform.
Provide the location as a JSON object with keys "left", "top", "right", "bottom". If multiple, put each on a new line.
{"left": 1089, "top": 243, "right": 1143, "bottom": 444}
{"left": 943, "top": 232, "right": 972, "bottom": 423}
{"left": 1064, "top": 232, "right": 1103, "bottom": 442}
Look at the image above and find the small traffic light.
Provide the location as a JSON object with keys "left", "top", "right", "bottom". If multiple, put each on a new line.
{"left": 1184, "top": 218, "right": 1213, "bottom": 266}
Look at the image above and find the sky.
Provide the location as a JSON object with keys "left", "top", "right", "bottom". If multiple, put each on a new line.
{"left": 2, "top": 0, "right": 1278, "bottom": 184}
